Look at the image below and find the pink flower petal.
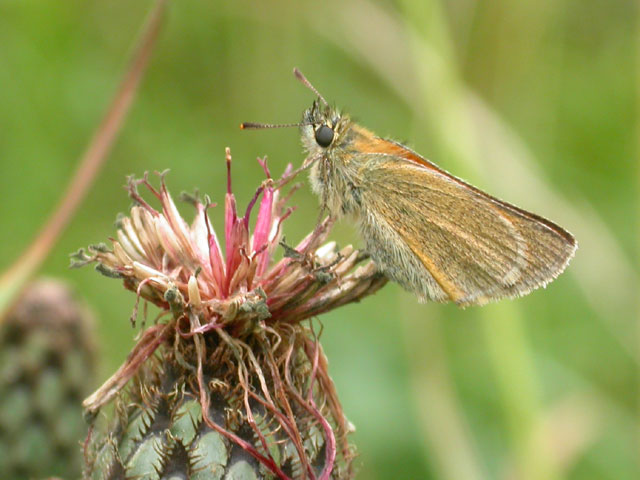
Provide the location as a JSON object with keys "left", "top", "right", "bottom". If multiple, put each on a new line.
{"left": 253, "top": 187, "right": 274, "bottom": 277}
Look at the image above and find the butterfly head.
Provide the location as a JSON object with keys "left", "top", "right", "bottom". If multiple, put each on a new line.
{"left": 300, "top": 99, "right": 350, "bottom": 156}
{"left": 240, "top": 69, "right": 352, "bottom": 158}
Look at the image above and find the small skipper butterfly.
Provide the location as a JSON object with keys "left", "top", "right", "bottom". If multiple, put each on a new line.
{"left": 242, "top": 69, "right": 577, "bottom": 306}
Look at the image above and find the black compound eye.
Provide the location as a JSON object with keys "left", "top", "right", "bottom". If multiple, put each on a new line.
{"left": 314, "top": 125, "right": 334, "bottom": 148}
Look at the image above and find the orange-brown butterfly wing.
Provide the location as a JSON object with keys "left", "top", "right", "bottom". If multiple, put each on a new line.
{"left": 353, "top": 138, "right": 576, "bottom": 306}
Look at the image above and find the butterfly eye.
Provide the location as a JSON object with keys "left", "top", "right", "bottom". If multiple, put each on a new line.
{"left": 314, "top": 125, "right": 334, "bottom": 148}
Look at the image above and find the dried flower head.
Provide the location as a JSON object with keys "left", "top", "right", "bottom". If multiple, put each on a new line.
{"left": 73, "top": 148, "right": 386, "bottom": 479}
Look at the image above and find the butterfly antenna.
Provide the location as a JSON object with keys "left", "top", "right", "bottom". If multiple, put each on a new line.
{"left": 240, "top": 121, "right": 309, "bottom": 130}
{"left": 293, "top": 67, "right": 328, "bottom": 107}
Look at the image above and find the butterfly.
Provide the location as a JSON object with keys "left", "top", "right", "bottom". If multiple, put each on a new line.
{"left": 242, "top": 69, "right": 577, "bottom": 306}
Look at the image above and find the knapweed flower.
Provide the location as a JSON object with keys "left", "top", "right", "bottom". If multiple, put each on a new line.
{"left": 0, "top": 279, "right": 96, "bottom": 479}
{"left": 73, "top": 148, "right": 386, "bottom": 479}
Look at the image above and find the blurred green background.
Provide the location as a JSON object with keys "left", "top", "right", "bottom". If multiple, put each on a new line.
{"left": 0, "top": 0, "right": 636, "bottom": 478}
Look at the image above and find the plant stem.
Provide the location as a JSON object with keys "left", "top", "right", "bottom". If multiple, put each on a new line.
{"left": 0, "top": 0, "right": 166, "bottom": 321}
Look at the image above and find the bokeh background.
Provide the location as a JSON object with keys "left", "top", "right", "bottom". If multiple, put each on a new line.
{"left": 0, "top": 0, "right": 636, "bottom": 478}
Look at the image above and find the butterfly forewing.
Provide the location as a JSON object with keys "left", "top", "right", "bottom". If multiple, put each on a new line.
{"left": 358, "top": 153, "right": 576, "bottom": 306}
